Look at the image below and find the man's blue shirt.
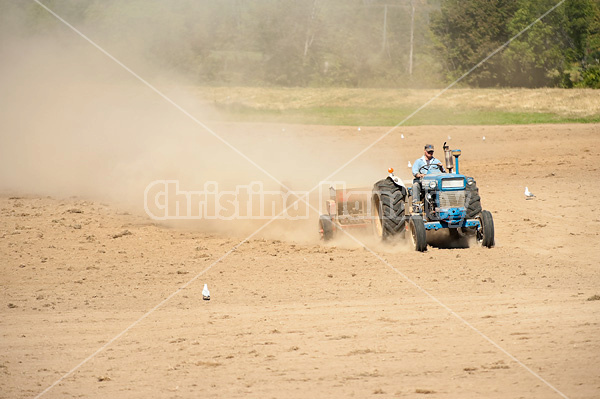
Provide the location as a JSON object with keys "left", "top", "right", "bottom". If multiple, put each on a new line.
{"left": 412, "top": 155, "right": 443, "bottom": 177}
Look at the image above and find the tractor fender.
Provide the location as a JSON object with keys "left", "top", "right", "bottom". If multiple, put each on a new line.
{"left": 388, "top": 173, "right": 406, "bottom": 189}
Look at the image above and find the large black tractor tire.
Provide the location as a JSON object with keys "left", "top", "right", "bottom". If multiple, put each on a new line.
{"left": 319, "top": 215, "right": 335, "bottom": 241}
{"left": 477, "top": 210, "right": 495, "bottom": 248}
{"left": 372, "top": 177, "right": 407, "bottom": 240}
{"left": 466, "top": 181, "right": 482, "bottom": 219}
{"left": 408, "top": 215, "right": 427, "bottom": 252}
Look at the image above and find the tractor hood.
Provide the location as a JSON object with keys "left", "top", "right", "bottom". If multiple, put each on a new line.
{"left": 421, "top": 173, "right": 466, "bottom": 191}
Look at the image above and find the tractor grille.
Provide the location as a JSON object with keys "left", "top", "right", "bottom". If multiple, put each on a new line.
{"left": 439, "top": 191, "right": 465, "bottom": 208}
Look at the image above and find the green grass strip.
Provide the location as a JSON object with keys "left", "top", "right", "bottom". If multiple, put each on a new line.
{"left": 216, "top": 104, "right": 600, "bottom": 126}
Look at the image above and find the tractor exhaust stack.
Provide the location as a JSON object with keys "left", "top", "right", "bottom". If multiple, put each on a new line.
{"left": 443, "top": 142, "right": 454, "bottom": 173}
{"left": 443, "top": 142, "right": 462, "bottom": 174}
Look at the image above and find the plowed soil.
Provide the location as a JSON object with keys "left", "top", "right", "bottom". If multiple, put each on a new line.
{"left": 2, "top": 123, "right": 600, "bottom": 399}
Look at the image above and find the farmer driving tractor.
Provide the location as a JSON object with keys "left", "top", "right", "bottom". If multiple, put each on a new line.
{"left": 320, "top": 141, "right": 495, "bottom": 251}
{"left": 412, "top": 144, "right": 445, "bottom": 212}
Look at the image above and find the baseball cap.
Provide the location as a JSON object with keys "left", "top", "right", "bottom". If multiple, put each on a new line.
{"left": 424, "top": 144, "right": 434, "bottom": 151}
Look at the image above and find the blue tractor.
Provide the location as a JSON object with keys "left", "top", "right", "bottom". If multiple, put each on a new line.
{"left": 371, "top": 143, "right": 494, "bottom": 251}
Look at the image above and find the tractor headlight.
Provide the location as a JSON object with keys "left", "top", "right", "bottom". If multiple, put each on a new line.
{"left": 428, "top": 181, "right": 437, "bottom": 189}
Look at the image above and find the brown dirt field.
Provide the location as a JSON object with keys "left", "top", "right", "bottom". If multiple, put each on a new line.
{"left": 2, "top": 123, "right": 600, "bottom": 399}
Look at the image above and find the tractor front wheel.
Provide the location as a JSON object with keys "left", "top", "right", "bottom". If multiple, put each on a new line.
{"left": 408, "top": 215, "right": 427, "bottom": 252}
{"left": 477, "top": 210, "right": 495, "bottom": 248}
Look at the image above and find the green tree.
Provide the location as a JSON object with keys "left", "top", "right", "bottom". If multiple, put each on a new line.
{"left": 501, "top": 0, "right": 568, "bottom": 87}
{"left": 430, "top": 0, "right": 519, "bottom": 86}
{"left": 14, "top": 0, "right": 443, "bottom": 87}
{"left": 562, "top": 0, "right": 600, "bottom": 87}
{"left": 431, "top": 0, "right": 600, "bottom": 87}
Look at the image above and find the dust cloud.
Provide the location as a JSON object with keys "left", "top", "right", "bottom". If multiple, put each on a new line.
{"left": 0, "top": 3, "right": 402, "bottom": 244}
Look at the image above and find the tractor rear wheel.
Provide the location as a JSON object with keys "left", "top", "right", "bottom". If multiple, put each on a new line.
{"left": 466, "top": 182, "right": 482, "bottom": 219}
{"left": 319, "top": 215, "right": 334, "bottom": 241}
{"left": 477, "top": 210, "right": 495, "bottom": 248}
{"left": 409, "top": 215, "right": 427, "bottom": 252}
{"left": 372, "top": 177, "right": 406, "bottom": 240}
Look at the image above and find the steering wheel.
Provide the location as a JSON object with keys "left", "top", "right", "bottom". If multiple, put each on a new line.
{"left": 418, "top": 163, "right": 444, "bottom": 175}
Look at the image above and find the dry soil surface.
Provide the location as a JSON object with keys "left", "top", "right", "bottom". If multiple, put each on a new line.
{"left": 2, "top": 123, "right": 600, "bottom": 399}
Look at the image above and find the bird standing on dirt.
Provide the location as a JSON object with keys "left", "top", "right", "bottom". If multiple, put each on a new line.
{"left": 202, "top": 284, "right": 210, "bottom": 300}
{"left": 524, "top": 187, "right": 535, "bottom": 199}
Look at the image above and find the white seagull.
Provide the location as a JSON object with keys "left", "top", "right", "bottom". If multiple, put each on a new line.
{"left": 202, "top": 284, "right": 210, "bottom": 300}
{"left": 482, "top": 136, "right": 486, "bottom": 141}
{"left": 401, "top": 134, "right": 405, "bottom": 139}
{"left": 408, "top": 161, "right": 412, "bottom": 168}
{"left": 524, "top": 187, "right": 535, "bottom": 199}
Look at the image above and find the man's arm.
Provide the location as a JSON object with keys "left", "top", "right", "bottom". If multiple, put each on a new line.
{"left": 434, "top": 158, "right": 445, "bottom": 173}
{"left": 412, "top": 159, "right": 424, "bottom": 178}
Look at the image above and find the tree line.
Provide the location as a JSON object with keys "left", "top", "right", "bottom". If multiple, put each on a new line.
{"left": 431, "top": 0, "right": 600, "bottom": 88}
{"left": 11, "top": 0, "right": 600, "bottom": 88}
